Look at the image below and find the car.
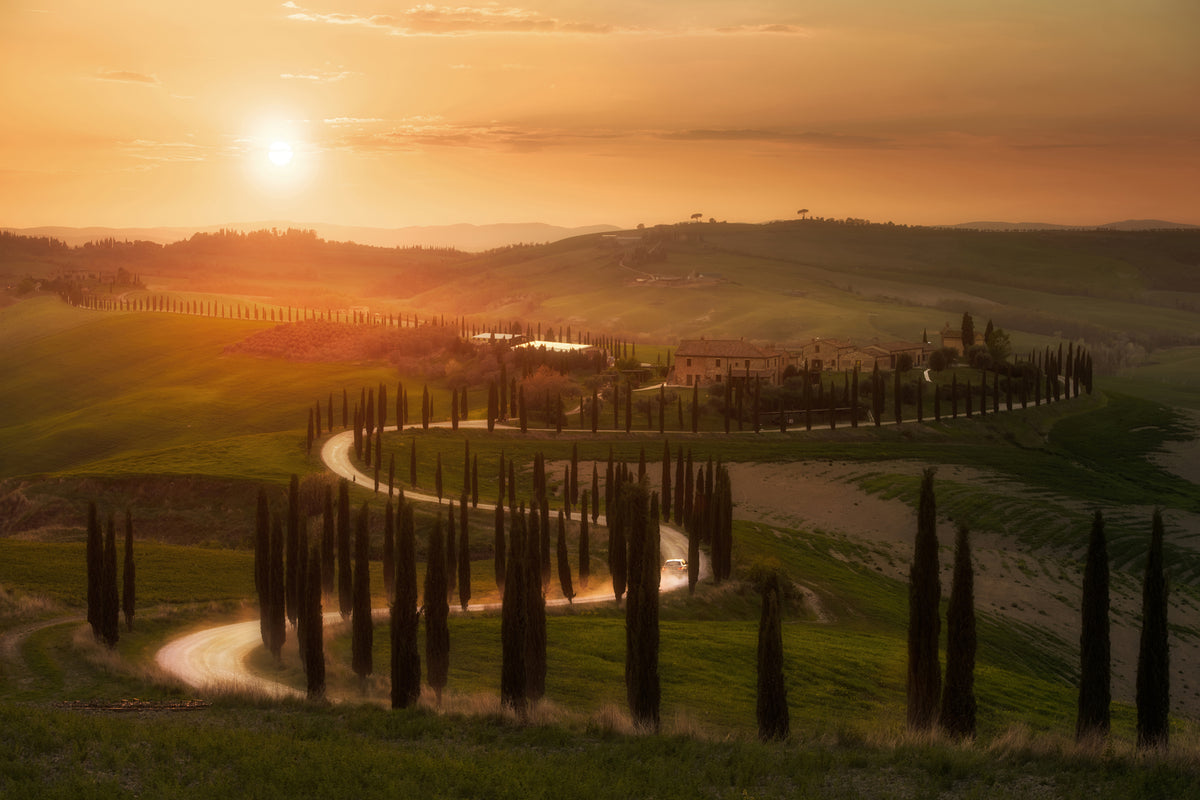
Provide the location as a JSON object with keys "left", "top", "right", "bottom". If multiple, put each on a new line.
{"left": 662, "top": 558, "right": 687, "bottom": 572}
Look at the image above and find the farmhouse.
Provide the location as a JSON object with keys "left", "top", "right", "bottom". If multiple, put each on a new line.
{"left": 940, "top": 322, "right": 965, "bottom": 355}
{"left": 672, "top": 338, "right": 787, "bottom": 386}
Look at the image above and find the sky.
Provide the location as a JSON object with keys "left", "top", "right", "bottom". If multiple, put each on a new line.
{"left": 2, "top": 0, "right": 1198, "bottom": 230}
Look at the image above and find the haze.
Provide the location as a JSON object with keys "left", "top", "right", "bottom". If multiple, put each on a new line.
{"left": 2, "top": 0, "right": 1198, "bottom": 229}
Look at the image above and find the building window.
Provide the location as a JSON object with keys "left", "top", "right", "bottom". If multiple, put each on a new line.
{"left": 716, "top": 359, "right": 721, "bottom": 367}
{"left": 686, "top": 358, "right": 692, "bottom": 367}
{"left": 686, "top": 375, "right": 692, "bottom": 386}
{"left": 745, "top": 359, "right": 750, "bottom": 368}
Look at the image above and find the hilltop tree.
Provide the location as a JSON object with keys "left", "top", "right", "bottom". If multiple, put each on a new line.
{"left": 122, "top": 510, "right": 135, "bottom": 632}
{"left": 391, "top": 503, "right": 421, "bottom": 709}
{"left": 907, "top": 468, "right": 941, "bottom": 731}
{"left": 757, "top": 571, "right": 789, "bottom": 741}
{"left": 337, "top": 480, "right": 352, "bottom": 618}
{"left": 352, "top": 502, "right": 374, "bottom": 686}
{"left": 425, "top": 514, "right": 450, "bottom": 704}
{"left": 939, "top": 523, "right": 976, "bottom": 739}
{"left": 1077, "top": 510, "right": 1111, "bottom": 742}
{"left": 1136, "top": 509, "right": 1170, "bottom": 750}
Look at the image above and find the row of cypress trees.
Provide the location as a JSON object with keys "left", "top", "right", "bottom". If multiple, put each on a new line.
{"left": 907, "top": 471, "right": 1174, "bottom": 749}
{"left": 85, "top": 503, "right": 136, "bottom": 648}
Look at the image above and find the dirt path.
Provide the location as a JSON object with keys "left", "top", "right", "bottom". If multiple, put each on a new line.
{"left": 0, "top": 614, "right": 83, "bottom": 692}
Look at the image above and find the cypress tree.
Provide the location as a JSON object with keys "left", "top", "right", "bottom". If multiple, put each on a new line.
{"left": 626, "top": 381, "right": 633, "bottom": 433}
{"left": 388, "top": 452, "right": 395, "bottom": 498}
{"left": 1136, "top": 509, "right": 1170, "bottom": 750}
{"left": 446, "top": 500, "right": 459, "bottom": 604}
{"left": 488, "top": 381, "right": 498, "bottom": 432}
{"left": 556, "top": 510, "right": 575, "bottom": 603}
{"left": 893, "top": 368, "right": 902, "bottom": 425}
{"left": 579, "top": 492, "right": 590, "bottom": 589}
{"left": 392, "top": 503, "right": 421, "bottom": 708}
{"left": 540, "top": 496, "right": 552, "bottom": 589}
{"left": 500, "top": 507, "right": 528, "bottom": 714}
{"left": 435, "top": 452, "right": 443, "bottom": 500}
{"left": 625, "top": 484, "right": 661, "bottom": 730}
{"left": 255, "top": 489, "right": 271, "bottom": 645}
{"left": 409, "top": 437, "right": 418, "bottom": 487}
{"left": 383, "top": 500, "right": 396, "bottom": 603}
{"left": 321, "top": 485, "right": 335, "bottom": 596}
{"left": 296, "top": 517, "right": 309, "bottom": 665}
{"left": 422, "top": 384, "right": 430, "bottom": 430}
{"left": 304, "top": 541, "right": 325, "bottom": 700}
{"left": 570, "top": 443, "right": 579, "bottom": 505}
{"left": 673, "top": 448, "right": 685, "bottom": 523}
{"left": 691, "top": 382, "right": 699, "bottom": 433}
{"left": 525, "top": 503, "right": 547, "bottom": 701}
{"left": 939, "top": 523, "right": 977, "bottom": 739}
{"left": 472, "top": 454, "right": 480, "bottom": 508}
{"left": 661, "top": 440, "right": 672, "bottom": 522}
{"left": 1076, "top": 510, "right": 1111, "bottom": 742}
{"left": 122, "top": 509, "right": 135, "bottom": 632}
{"left": 907, "top": 468, "right": 941, "bottom": 731}
{"left": 757, "top": 572, "right": 789, "bottom": 741}
{"left": 425, "top": 515, "right": 450, "bottom": 704}
{"left": 609, "top": 483, "right": 627, "bottom": 604}
{"left": 87, "top": 501, "right": 102, "bottom": 639}
{"left": 352, "top": 502, "right": 374, "bottom": 685}
{"left": 494, "top": 503, "right": 506, "bottom": 593}
{"left": 101, "top": 514, "right": 120, "bottom": 647}
{"left": 592, "top": 464, "right": 601, "bottom": 523}
{"left": 338, "top": 479, "right": 352, "bottom": 619}
{"left": 268, "top": 514, "right": 286, "bottom": 660}
{"left": 458, "top": 496, "right": 472, "bottom": 611}
{"left": 286, "top": 474, "right": 301, "bottom": 628}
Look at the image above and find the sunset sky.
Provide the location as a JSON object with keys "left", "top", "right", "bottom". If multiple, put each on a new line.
{"left": 2, "top": 1, "right": 1198, "bottom": 230}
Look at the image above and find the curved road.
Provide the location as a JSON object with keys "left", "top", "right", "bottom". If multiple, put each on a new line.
{"left": 156, "top": 425, "right": 702, "bottom": 696}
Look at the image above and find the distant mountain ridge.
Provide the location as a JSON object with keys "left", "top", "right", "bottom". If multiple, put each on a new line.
{"left": 2, "top": 221, "right": 622, "bottom": 251}
{"left": 952, "top": 219, "right": 1198, "bottom": 232}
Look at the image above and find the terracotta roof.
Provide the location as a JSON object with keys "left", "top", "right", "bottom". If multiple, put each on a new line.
{"left": 875, "top": 341, "right": 929, "bottom": 353}
{"left": 675, "top": 338, "right": 779, "bottom": 359}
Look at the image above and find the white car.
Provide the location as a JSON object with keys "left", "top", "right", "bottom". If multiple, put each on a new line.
{"left": 662, "top": 558, "right": 687, "bottom": 573}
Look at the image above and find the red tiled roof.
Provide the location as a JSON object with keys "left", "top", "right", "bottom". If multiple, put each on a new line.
{"left": 675, "top": 339, "right": 779, "bottom": 359}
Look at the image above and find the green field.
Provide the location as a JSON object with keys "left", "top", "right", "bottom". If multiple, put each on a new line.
{"left": 3, "top": 226, "right": 1200, "bottom": 796}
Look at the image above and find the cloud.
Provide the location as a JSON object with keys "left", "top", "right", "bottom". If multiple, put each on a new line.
{"left": 92, "top": 70, "right": 161, "bottom": 86}
{"left": 658, "top": 129, "right": 891, "bottom": 148}
{"left": 280, "top": 69, "right": 358, "bottom": 82}
{"left": 284, "top": 3, "right": 615, "bottom": 35}
{"left": 118, "top": 139, "right": 208, "bottom": 165}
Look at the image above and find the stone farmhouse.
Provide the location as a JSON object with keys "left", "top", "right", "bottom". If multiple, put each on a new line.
{"left": 672, "top": 338, "right": 790, "bottom": 387}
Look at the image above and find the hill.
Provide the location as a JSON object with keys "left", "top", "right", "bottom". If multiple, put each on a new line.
{"left": 953, "top": 219, "right": 1198, "bottom": 232}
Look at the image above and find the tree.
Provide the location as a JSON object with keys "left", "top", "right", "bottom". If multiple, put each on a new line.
{"left": 939, "top": 523, "right": 976, "bottom": 739}
{"left": 961, "top": 312, "right": 975, "bottom": 350}
{"left": 500, "top": 507, "right": 528, "bottom": 714}
{"left": 690, "top": 212, "right": 703, "bottom": 222}
{"left": 494, "top": 503, "right": 506, "bottom": 594}
{"left": 383, "top": 500, "right": 396, "bottom": 603}
{"left": 1077, "top": 510, "right": 1111, "bottom": 742}
{"left": 609, "top": 482, "right": 628, "bottom": 604}
{"left": 304, "top": 541, "right": 325, "bottom": 700}
{"left": 907, "top": 468, "right": 941, "bottom": 731}
{"left": 1136, "top": 509, "right": 1170, "bottom": 750}
{"left": 757, "top": 572, "right": 789, "bottom": 741}
{"left": 446, "top": 500, "right": 458, "bottom": 602}
{"left": 101, "top": 514, "right": 120, "bottom": 647}
{"left": 661, "top": 440, "right": 672, "bottom": 522}
{"left": 425, "top": 514, "right": 450, "bottom": 704}
{"left": 797, "top": 208, "right": 809, "bottom": 219}
{"left": 352, "top": 502, "right": 374, "bottom": 685}
{"left": 458, "top": 495, "right": 472, "bottom": 611}
{"left": 392, "top": 503, "right": 421, "bottom": 708}
{"left": 624, "top": 483, "right": 660, "bottom": 730}
{"left": 268, "top": 514, "right": 286, "bottom": 660}
{"left": 337, "top": 480, "right": 352, "bottom": 618}
{"left": 579, "top": 492, "right": 590, "bottom": 589}
{"left": 556, "top": 510, "right": 575, "bottom": 603}
{"left": 122, "top": 509, "right": 135, "bottom": 632}
{"left": 86, "top": 501, "right": 102, "bottom": 639}
{"left": 286, "top": 474, "right": 301, "bottom": 628}
{"left": 255, "top": 490, "right": 271, "bottom": 646}
{"left": 525, "top": 506, "right": 547, "bottom": 701}
{"left": 321, "top": 485, "right": 335, "bottom": 596}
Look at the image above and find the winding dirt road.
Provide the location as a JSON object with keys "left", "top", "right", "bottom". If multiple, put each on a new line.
{"left": 155, "top": 426, "right": 701, "bottom": 696}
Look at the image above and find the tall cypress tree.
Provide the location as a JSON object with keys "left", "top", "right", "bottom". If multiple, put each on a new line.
{"left": 757, "top": 572, "right": 789, "bottom": 741}
{"left": 304, "top": 541, "right": 325, "bottom": 700}
{"left": 579, "top": 492, "right": 590, "bottom": 589}
{"left": 425, "top": 514, "right": 450, "bottom": 703}
{"left": 556, "top": 510, "right": 575, "bottom": 603}
{"left": 661, "top": 440, "right": 672, "bottom": 522}
{"left": 1136, "top": 509, "right": 1170, "bottom": 750}
{"left": 255, "top": 489, "right": 271, "bottom": 645}
{"left": 268, "top": 514, "right": 286, "bottom": 660}
{"left": 458, "top": 496, "right": 472, "bottom": 612}
{"left": 383, "top": 500, "right": 396, "bottom": 603}
{"left": 494, "top": 503, "right": 506, "bottom": 593}
{"left": 338, "top": 479, "right": 352, "bottom": 619}
{"left": 87, "top": 501, "right": 102, "bottom": 639}
{"left": 286, "top": 474, "right": 301, "bottom": 627}
{"left": 409, "top": 437, "right": 418, "bottom": 487}
{"left": 321, "top": 485, "right": 335, "bottom": 596}
{"left": 625, "top": 484, "right": 661, "bottom": 730}
{"left": 1077, "top": 510, "right": 1111, "bottom": 742}
{"left": 446, "top": 500, "right": 458, "bottom": 601}
{"left": 592, "top": 464, "right": 601, "bottom": 523}
{"left": 352, "top": 502, "right": 374, "bottom": 685}
{"left": 101, "top": 514, "right": 120, "bottom": 647}
{"left": 525, "top": 504, "right": 547, "bottom": 701}
{"left": 122, "top": 509, "right": 135, "bottom": 632}
{"left": 907, "top": 467, "right": 941, "bottom": 731}
{"left": 500, "top": 506, "right": 528, "bottom": 714}
{"left": 391, "top": 503, "right": 421, "bottom": 709}
{"left": 939, "top": 523, "right": 976, "bottom": 739}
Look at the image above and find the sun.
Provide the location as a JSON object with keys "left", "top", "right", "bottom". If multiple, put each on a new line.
{"left": 267, "top": 141, "right": 294, "bottom": 166}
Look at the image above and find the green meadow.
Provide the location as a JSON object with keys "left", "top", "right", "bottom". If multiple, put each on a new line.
{"left": 3, "top": 223, "right": 1200, "bottom": 796}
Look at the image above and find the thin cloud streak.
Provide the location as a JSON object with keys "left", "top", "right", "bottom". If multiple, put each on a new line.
{"left": 92, "top": 70, "right": 161, "bottom": 86}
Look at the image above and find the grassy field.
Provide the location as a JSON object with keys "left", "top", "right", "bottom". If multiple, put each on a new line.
{"left": 3, "top": 242, "right": 1200, "bottom": 796}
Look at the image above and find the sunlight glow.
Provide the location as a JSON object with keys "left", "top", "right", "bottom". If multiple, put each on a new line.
{"left": 268, "top": 141, "right": 294, "bottom": 166}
